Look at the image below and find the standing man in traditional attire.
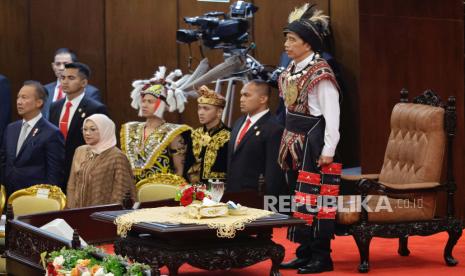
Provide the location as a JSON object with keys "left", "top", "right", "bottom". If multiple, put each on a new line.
{"left": 278, "top": 4, "right": 341, "bottom": 274}
{"left": 121, "top": 67, "right": 192, "bottom": 183}
{"left": 187, "top": 86, "right": 230, "bottom": 184}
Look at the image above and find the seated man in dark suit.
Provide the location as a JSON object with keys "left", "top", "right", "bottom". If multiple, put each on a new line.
{"left": 49, "top": 62, "right": 108, "bottom": 187}
{"left": 42, "top": 48, "right": 102, "bottom": 119}
{"left": 227, "top": 80, "right": 285, "bottom": 196}
{"left": 0, "top": 74, "right": 11, "bottom": 145}
{"left": 0, "top": 81, "right": 65, "bottom": 196}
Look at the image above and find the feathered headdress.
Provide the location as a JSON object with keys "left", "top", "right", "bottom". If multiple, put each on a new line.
{"left": 130, "top": 66, "right": 186, "bottom": 117}
{"left": 285, "top": 3, "right": 330, "bottom": 52}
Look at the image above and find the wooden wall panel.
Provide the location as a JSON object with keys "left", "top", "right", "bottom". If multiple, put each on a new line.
{"left": 360, "top": 0, "right": 463, "bottom": 19}
{"left": 330, "top": 0, "right": 360, "bottom": 167}
{"left": 0, "top": 0, "right": 30, "bottom": 120}
{"left": 359, "top": 0, "right": 465, "bottom": 218}
{"left": 29, "top": 0, "right": 106, "bottom": 99}
{"left": 105, "top": 0, "right": 178, "bottom": 128}
{"left": 253, "top": 0, "right": 328, "bottom": 66}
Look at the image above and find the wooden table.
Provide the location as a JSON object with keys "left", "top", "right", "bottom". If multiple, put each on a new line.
{"left": 91, "top": 209, "right": 305, "bottom": 276}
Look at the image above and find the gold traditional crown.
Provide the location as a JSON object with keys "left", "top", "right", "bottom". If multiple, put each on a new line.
{"left": 197, "top": 86, "right": 226, "bottom": 107}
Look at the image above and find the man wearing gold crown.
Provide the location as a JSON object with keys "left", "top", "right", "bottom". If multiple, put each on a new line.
{"left": 121, "top": 67, "right": 192, "bottom": 183}
{"left": 278, "top": 4, "right": 341, "bottom": 274}
{"left": 187, "top": 86, "right": 230, "bottom": 184}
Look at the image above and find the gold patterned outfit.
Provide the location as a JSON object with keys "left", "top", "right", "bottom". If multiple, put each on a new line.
{"left": 187, "top": 122, "right": 230, "bottom": 183}
{"left": 121, "top": 122, "right": 191, "bottom": 183}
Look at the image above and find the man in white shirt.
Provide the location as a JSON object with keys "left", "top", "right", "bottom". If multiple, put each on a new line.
{"left": 0, "top": 81, "right": 65, "bottom": 195}
{"left": 278, "top": 4, "right": 341, "bottom": 274}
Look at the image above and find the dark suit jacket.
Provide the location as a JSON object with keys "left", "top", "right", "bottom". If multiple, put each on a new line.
{"left": 227, "top": 111, "right": 285, "bottom": 196}
{"left": 0, "top": 117, "right": 65, "bottom": 196}
{"left": 49, "top": 96, "right": 108, "bottom": 186}
{"left": 0, "top": 74, "right": 11, "bottom": 143}
{"left": 43, "top": 81, "right": 102, "bottom": 119}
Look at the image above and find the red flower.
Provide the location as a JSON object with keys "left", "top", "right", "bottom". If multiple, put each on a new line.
{"left": 47, "top": 263, "right": 58, "bottom": 276}
{"left": 196, "top": 191, "right": 205, "bottom": 201}
{"left": 184, "top": 187, "right": 194, "bottom": 197}
{"left": 180, "top": 194, "right": 193, "bottom": 206}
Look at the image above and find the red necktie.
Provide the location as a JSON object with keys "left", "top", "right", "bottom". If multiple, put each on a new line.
{"left": 59, "top": 101, "right": 73, "bottom": 139}
{"left": 56, "top": 84, "right": 64, "bottom": 101}
{"left": 236, "top": 118, "right": 251, "bottom": 146}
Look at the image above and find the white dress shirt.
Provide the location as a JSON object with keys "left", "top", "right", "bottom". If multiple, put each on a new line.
{"left": 21, "top": 112, "right": 43, "bottom": 138}
{"left": 235, "top": 108, "right": 270, "bottom": 146}
{"left": 59, "top": 92, "right": 85, "bottom": 130}
{"left": 291, "top": 53, "right": 340, "bottom": 157}
{"left": 52, "top": 80, "right": 62, "bottom": 102}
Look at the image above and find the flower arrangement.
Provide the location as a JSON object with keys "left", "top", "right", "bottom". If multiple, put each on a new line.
{"left": 43, "top": 246, "right": 150, "bottom": 276}
{"left": 174, "top": 183, "right": 211, "bottom": 206}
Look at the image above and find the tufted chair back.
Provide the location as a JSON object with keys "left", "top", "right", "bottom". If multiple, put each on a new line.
{"left": 379, "top": 103, "right": 445, "bottom": 184}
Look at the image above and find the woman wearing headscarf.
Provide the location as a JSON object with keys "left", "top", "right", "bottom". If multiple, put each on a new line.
{"left": 66, "top": 114, "right": 135, "bottom": 208}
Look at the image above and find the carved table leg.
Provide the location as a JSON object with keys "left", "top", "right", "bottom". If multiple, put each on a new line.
{"left": 398, "top": 236, "right": 410, "bottom": 256}
{"left": 167, "top": 263, "right": 181, "bottom": 275}
{"left": 151, "top": 267, "right": 161, "bottom": 276}
{"left": 353, "top": 227, "right": 372, "bottom": 273}
{"left": 269, "top": 243, "right": 285, "bottom": 276}
{"left": 149, "top": 256, "right": 161, "bottom": 276}
{"left": 444, "top": 219, "right": 463, "bottom": 266}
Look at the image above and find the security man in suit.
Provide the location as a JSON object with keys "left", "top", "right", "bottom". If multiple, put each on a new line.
{"left": 42, "top": 48, "right": 102, "bottom": 119}
{"left": 0, "top": 81, "right": 65, "bottom": 196}
{"left": 49, "top": 62, "right": 107, "bottom": 187}
{"left": 227, "top": 79, "right": 285, "bottom": 196}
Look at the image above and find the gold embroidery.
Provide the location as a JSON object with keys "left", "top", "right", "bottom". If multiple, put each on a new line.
{"left": 121, "top": 122, "right": 191, "bottom": 178}
{"left": 190, "top": 127, "right": 230, "bottom": 181}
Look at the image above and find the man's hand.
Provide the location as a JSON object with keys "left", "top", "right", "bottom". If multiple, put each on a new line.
{"left": 317, "top": 155, "right": 333, "bottom": 167}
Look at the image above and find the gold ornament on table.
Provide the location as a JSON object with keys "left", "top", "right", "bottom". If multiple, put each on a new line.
{"left": 186, "top": 201, "right": 229, "bottom": 219}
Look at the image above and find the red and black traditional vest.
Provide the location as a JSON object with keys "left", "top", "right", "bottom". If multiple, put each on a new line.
{"left": 278, "top": 57, "right": 342, "bottom": 238}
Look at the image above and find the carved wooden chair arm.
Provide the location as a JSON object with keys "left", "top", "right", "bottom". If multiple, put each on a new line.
{"left": 367, "top": 181, "right": 442, "bottom": 194}
{"left": 342, "top": 174, "right": 379, "bottom": 182}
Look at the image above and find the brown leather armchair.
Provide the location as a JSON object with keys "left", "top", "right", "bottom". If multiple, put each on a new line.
{"left": 336, "top": 89, "right": 462, "bottom": 272}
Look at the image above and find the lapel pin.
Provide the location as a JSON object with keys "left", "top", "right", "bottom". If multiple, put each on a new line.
{"left": 32, "top": 128, "right": 39, "bottom": 137}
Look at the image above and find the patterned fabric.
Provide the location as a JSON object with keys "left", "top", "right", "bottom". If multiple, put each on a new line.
{"left": 293, "top": 164, "right": 342, "bottom": 224}
{"left": 120, "top": 122, "right": 191, "bottom": 183}
{"left": 278, "top": 58, "right": 338, "bottom": 170}
{"left": 66, "top": 146, "right": 135, "bottom": 208}
{"left": 278, "top": 57, "right": 341, "bottom": 239}
{"left": 188, "top": 123, "right": 230, "bottom": 183}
